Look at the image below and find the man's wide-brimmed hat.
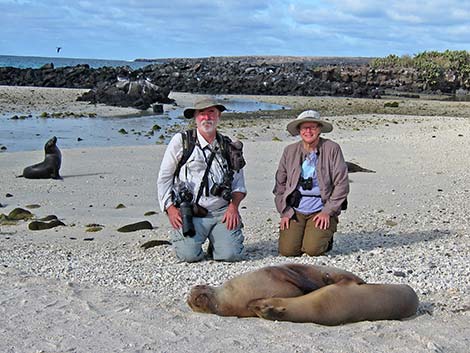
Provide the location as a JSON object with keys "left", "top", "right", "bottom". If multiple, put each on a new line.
{"left": 286, "top": 110, "right": 333, "bottom": 136}
{"left": 183, "top": 96, "right": 227, "bottom": 119}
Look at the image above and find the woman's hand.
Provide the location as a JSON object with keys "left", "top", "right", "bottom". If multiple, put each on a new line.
{"left": 280, "top": 216, "right": 291, "bottom": 231}
{"left": 313, "top": 211, "right": 330, "bottom": 230}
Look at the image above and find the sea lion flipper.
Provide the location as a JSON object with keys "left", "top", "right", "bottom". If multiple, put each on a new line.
{"left": 248, "top": 299, "right": 286, "bottom": 320}
{"left": 322, "top": 272, "right": 366, "bottom": 285}
{"left": 270, "top": 266, "right": 320, "bottom": 293}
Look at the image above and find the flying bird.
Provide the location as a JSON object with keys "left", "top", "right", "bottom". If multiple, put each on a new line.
{"left": 56, "top": 47, "right": 62, "bottom": 53}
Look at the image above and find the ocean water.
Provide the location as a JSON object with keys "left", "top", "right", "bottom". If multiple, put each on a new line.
{"left": 0, "top": 99, "right": 286, "bottom": 152}
{"left": 0, "top": 55, "right": 288, "bottom": 152}
{"left": 0, "top": 54, "right": 153, "bottom": 70}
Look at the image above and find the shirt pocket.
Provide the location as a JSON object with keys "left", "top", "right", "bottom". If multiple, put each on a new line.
{"left": 186, "top": 157, "right": 207, "bottom": 174}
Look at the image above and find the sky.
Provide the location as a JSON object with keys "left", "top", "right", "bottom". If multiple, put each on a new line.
{"left": 1, "top": 0, "right": 470, "bottom": 61}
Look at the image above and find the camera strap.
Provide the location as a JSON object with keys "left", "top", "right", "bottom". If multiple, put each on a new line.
{"left": 195, "top": 147, "right": 218, "bottom": 205}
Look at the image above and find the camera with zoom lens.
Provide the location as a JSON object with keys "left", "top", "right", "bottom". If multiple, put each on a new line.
{"left": 299, "top": 177, "right": 313, "bottom": 190}
{"left": 173, "top": 182, "right": 196, "bottom": 237}
{"left": 210, "top": 172, "right": 233, "bottom": 201}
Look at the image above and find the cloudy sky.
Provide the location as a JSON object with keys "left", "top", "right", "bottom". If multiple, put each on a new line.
{"left": 1, "top": 0, "right": 469, "bottom": 60}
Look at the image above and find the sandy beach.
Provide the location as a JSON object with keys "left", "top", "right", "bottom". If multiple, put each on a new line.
{"left": 1, "top": 86, "right": 469, "bottom": 352}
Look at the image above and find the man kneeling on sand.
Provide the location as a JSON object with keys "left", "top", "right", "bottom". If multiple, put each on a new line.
{"left": 157, "top": 97, "right": 247, "bottom": 262}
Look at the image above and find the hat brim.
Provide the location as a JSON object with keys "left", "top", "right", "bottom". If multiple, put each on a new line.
{"left": 183, "top": 104, "right": 226, "bottom": 119}
{"left": 286, "top": 118, "right": 333, "bottom": 136}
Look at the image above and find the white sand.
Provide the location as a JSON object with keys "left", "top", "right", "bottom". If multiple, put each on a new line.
{"left": 0, "top": 87, "right": 469, "bottom": 352}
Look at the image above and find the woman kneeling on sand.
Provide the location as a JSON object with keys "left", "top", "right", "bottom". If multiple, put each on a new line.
{"left": 273, "top": 110, "right": 349, "bottom": 256}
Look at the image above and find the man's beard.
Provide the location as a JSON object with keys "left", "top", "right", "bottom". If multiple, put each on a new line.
{"left": 198, "top": 120, "right": 217, "bottom": 134}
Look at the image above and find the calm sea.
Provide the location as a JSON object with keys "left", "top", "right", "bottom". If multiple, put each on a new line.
{"left": 0, "top": 54, "right": 153, "bottom": 70}
{"left": 0, "top": 55, "right": 287, "bottom": 152}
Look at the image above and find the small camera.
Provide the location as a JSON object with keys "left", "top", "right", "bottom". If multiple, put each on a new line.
{"left": 299, "top": 177, "right": 313, "bottom": 190}
{"left": 210, "top": 172, "right": 233, "bottom": 201}
{"left": 210, "top": 183, "right": 232, "bottom": 201}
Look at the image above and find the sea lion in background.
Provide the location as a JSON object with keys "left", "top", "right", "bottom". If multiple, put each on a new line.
{"left": 249, "top": 280, "right": 419, "bottom": 326}
{"left": 20, "top": 136, "right": 62, "bottom": 179}
{"left": 187, "top": 264, "right": 365, "bottom": 317}
{"left": 346, "top": 161, "right": 376, "bottom": 173}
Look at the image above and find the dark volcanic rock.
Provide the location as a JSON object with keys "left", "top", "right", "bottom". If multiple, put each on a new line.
{"left": 140, "top": 239, "right": 172, "bottom": 249}
{"left": 2, "top": 56, "right": 469, "bottom": 101}
{"left": 77, "top": 77, "right": 174, "bottom": 110}
{"left": 28, "top": 219, "right": 65, "bottom": 230}
{"left": 117, "top": 220, "right": 153, "bottom": 232}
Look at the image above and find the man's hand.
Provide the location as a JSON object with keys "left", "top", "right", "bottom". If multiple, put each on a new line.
{"left": 222, "top": 191, "right": 245, "bottom": 230}
{"left": 313, "top": 211, "right": 330, "bottom": 230}
{"left": 280, "top": 216, "right": 291, "bottom": 231}
{"left": 166, "top": 204, "right": 182, "bottom": 229}
{"left": 222, "top": 202, "right": 240, "bottom": 230}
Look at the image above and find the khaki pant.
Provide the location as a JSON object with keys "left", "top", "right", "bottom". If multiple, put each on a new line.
{"left": 279, "top": 211, "right": 338, "bottom": 256}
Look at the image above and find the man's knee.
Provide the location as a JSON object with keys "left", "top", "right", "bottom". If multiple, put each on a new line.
{"left": 172, "top": 241, "right": 204, "bottom": 262}
{"left": 211, "top": 224, "right": 244, "bottom": 261}
{"left": 212, "top": 244, "right": 244, "bottom": 262}
{"left": 174, "top": 248, "right": 204, "bottom": 262}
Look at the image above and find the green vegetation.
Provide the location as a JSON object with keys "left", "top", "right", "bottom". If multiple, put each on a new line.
{"left": 384, "top": 101, "right": 399, "bottom": 108}
{"left": 371, "top": 50, "right": 470, "bottom": 89}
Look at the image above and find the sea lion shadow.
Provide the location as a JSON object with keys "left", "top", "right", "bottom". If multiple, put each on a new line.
{"left": 61, "top": 172, "right": 112, "bottom": 179}
{"left": 333, "top": 229, "right": 450, "bottom": 255}
{"left": 416, "top": 301, "right": 435, "bottom": 316}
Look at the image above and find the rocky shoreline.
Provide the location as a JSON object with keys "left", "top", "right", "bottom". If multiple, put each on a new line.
{"left": 2, "top": 56, "right": 470, "bottom": 111}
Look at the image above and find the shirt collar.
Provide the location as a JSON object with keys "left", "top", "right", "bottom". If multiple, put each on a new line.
{"left": 196, "top": 129, "right": 210, "bottom": 149}
{"left": 297, "top": 138, "right": 325, "bottom": 160}
{"left": 196, "top": 129, "right": 218, "bottom": 150}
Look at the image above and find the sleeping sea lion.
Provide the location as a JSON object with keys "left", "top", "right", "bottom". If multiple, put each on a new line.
{"left": 20, "top": 136, "right": 62, "bottom": 179}
{"left": 248, "top": 279, "right": 419, "bottom": 326}
{"left": 187, "top": 263, "right": 365, "bottom": 317}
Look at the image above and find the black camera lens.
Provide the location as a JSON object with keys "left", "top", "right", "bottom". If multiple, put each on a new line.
{"left": 221, "top": 189, "right": 232, "bottom": 201}
{"left": 172, "top": 183, "right": 195, "bottom": 237}
{"left": 180, "top": 201, "right": 195, "bottom": 237}
{"left": 210, "top": 183, "right": 222, "bottom": 197}
{"left": 211, "top": 183, "right": 232, "bottom": 201}
{"left": 180, "top": 189, "right": 193, "bottom": 202}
